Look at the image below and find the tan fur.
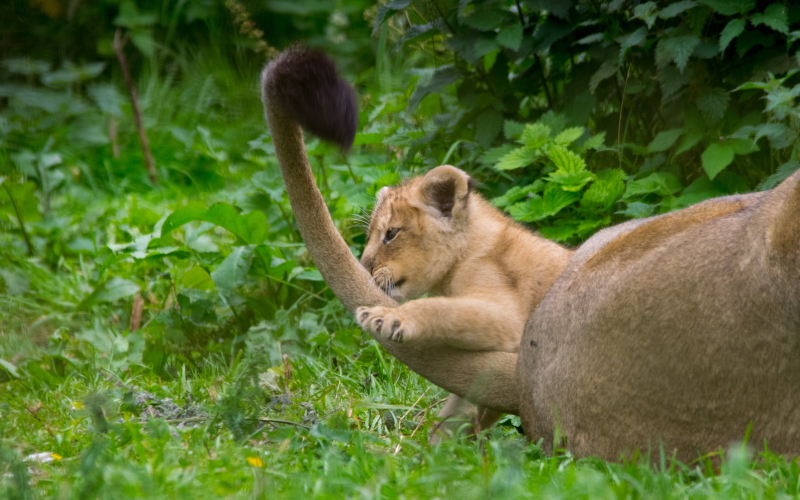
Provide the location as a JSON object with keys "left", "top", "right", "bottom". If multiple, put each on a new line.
{"left": 355, "top": 166, "right": 570, "bottom": 352}
{"left": 262, "top": 50, "right": 800, "bottom": 461}
{"left": 353, "top": 165, "right": 571, "bottom": 437}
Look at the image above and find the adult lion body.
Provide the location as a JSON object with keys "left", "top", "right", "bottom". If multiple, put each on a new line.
{"left": 261, "top": 47, "right": 800, "bottom": 461}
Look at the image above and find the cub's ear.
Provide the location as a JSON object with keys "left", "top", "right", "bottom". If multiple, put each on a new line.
{"left": 376, "top": 186, "right": 391, "bottom": 204}
{"left": 418, "top": 165, "right": 473, "bottom": 219}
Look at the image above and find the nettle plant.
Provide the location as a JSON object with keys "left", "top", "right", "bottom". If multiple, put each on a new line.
{"left": 368, "top": 0, "right": 800, "bottom": 243}
{"left": 487, "top": 116, "right": 618, "bottom": 240}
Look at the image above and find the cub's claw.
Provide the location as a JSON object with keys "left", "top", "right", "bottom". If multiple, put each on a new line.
{"left": 355, "top": 306, "right": 414, "bottom": 343}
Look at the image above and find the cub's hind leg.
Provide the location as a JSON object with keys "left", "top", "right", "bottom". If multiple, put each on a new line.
{"left": 429, "top": 393, "right": 504, "bottom": 445}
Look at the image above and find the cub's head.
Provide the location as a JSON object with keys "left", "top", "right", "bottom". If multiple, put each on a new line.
{"left": 359, "top": 165, "right": 474, "bottom": 301}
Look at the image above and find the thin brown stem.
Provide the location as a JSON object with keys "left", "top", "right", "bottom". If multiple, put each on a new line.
{"left": 26, "top": 405, "right": 56, "bottom": 438}
{"left": 514, "top": 0, "right": 526, "bottom": 26}
{"left": 113, "top": 28, "right": 157, "bottom": 185}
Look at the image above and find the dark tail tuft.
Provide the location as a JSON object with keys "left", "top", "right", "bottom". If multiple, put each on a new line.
{"left": 261, "top": 46, "right": 358, "bottom": 151}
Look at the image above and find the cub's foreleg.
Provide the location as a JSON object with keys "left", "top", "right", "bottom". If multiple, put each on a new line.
{"left": 356, "top": 297, "right": 522, "bottom": 352}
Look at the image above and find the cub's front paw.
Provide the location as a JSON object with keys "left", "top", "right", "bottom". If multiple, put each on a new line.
{"left": 356, "top": 306, "right": 415, "bottom": 343}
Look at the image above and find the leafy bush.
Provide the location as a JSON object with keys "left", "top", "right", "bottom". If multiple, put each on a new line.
{"left": 369, "top": 0, "right": 800, "bottom": 242}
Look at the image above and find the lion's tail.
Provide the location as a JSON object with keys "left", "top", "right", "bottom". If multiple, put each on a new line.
{"left": 260, "top": 48, "right": 520, "bottom": 414}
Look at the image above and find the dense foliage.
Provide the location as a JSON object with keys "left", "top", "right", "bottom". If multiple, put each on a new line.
{"left": 1, "top": 0, "right": 800, "bottom": 497}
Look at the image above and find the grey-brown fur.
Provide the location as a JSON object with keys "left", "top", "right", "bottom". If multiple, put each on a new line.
{"left": 519, "top": 181, "right": 800, "bottom": 461}
{"left": 262, "top": 47, "right": 800, "bottom": 461}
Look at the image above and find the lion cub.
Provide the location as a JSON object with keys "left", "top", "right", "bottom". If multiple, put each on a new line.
{"left": 356, "top": 165, "right": 573, "bottom": 353}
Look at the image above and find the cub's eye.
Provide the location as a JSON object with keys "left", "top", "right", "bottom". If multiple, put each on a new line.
{"left": 383, "top": 227, "right": 400, "bottom": 244}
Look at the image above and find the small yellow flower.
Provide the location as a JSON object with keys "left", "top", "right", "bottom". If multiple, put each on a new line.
{"left": 72, "top": 402, "right": 84, "bottom": 410}
{"left": 246, "top": 456, "right": 263, "bottom": 467}
{"left": 51, "top": 453, "right": 62, "bottom": 460}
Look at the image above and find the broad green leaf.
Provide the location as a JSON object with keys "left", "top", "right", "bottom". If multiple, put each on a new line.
{"left": 0, "top": 268, "right": 30, "bottom": 296}
{"left": 177, "top": 290, "right": 218, "bottom": 327}
{"left": 296, "top": 269, "right": 324, "bottom": 281}
{"left": 115, "top": 0, "right": 157, "bottom": 27}
{"left": 582, "top": 132, "right": 606, "bottom": 150}
{"left": 736, "top": 30, "right": 777, "bottom": 57}
{"left": 181, "top": 266, "right": 215, "bottom": 291}
{"left": 692, "top": 41, "right": 719, "bottom": 59}
{"left": 617, "top": 27, "right": 647, "bottom": 59}
{"left": 647, "top": 128, "right": 684, "bottom": 152}
{"left": 547, "top": 169, "right": 595, "bottom": 191}
{"left": 0, "top": 179, "right": 41, "bottom": 223}
{"left": 757, "top": 161, "right": 800, "bottom": 191}
{"left": 698, "top": 0, "right": 754, "bottom": 15}
{"left": 0, "top": 359, "right": 19, "bottom": 378}
{"left": 624, "top": 172, "right": 682, "bottom": 198}
{"left": 675, "top": 132, "right": 702, "bottom": 155}
{"left": 658, "top": 64, "right": 692, "bottom": 101}
{"left": 496, "top": 24, "right": 523, "bottom": 51}
{"left": 656, "top": 35, "right": 700, "bottom": 73}
{"left": 720, "top": 19, "right": 746, "bottom": 52}
{"left": 590, "top": 60, "right": 617, "bottom": 93}
{"left": 2, "top": 58, "right": 50, "bottom": 76}
{"left": 79, "top": 277, "right": 140, "bottom": 310}
{"left": 131, "top": 30, "right": 156, "bottom": 58}
{"left": 495, "top": 147, "right": 541, "bottom": 171}
{"left": 697, "top": 87, "right": 730, "bottom": 122}
{"left": 726, "top": 138, "right": 759, "bottom": 155}
{"left": 395, "top": 21, "right": 439, "bottom": 50}
{"left": 659, "top": 0, "right": 697, "bottom": 19}
{"left": 460, "top": 10, "right": 507, "bottom": 31}
{"left": 475, "top": 109, "right": 503, "bottom": 147}
{"left": 479, "top": 144, "right": 517, "bottom": 166}
{"left": 751, "top": 4, "right": 789, "bottom": 34}
{"left": 554, "top": 127, "right": 584, "bottom": 146}
{"left": 504, "top": 120, "right": 526, "bottom": 140}
{"left": 619, "top": 202, "right": 657, "bottom": 218}
{"left": 211, "top": 245, "right": 254, "bottom": 306}
{"left": 542, "top": 187, "right": 582, "bottom": 216}
{"left": 547, "top": 145, "right": 586, "bottom": 173}
{"left": 582, "top": 169, "right": 626, "bottom": 208}
{"left": 158, "top": 202, "right": 269, "bottom": 245}
{"left": 354, "top": 133, "right": 384, "bottom": 145}
{"left": 42, "top": 61, "right": 106, "bottom": 86}
{"left": 701, "top": 143, "right": 735, "bottom": 179}
{"left": 491, "top": 181, "right": 545, "bottom": 208}
{"left": 87, "top": 83, "right": 123, "bottom": 116}
{"left": 408, "top": 66, "right": 460, "bottom": 111}
{"left": 539, "top": 221, "right": 580, "bottom": 241}
{"left": 633, "top": 1, "right": 659, "bottom": 28}
{"left": 507, "top": 188, "right": 580, "bottom": 222}
{"left": 373, "top": 0, "right": 412, "bottom": 35}
{"left": 519, "top": 123, "right": 551, "bottom": 148}
{"left": 483, "top": 50, "right": 499, "bottom": 71}
{"left": 576, "top": 33, "right": 604, "bottom": 45}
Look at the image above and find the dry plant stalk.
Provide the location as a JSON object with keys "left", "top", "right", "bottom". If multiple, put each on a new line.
{"left": 225, "top": 0, "right": 278, "bottom": 58}
{"left": 130, "top": 293, "right": 144, "bottom": 331}
{"left": 113, "top": 28, "right": 158, "bottom": 185}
